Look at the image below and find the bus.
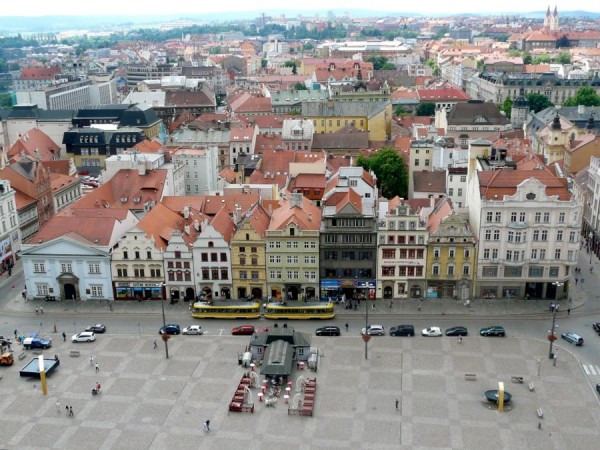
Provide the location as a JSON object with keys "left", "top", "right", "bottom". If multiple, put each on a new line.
{"left": 264, "top": 301, "right": 335, "bottom": 320}
{"left": 191, "top": 301, "right": 261, "bottom": 320}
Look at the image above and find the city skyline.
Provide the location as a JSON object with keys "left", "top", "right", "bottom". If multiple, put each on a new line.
{"left": 0, "top": 1, "right": 598, "bottom": 18}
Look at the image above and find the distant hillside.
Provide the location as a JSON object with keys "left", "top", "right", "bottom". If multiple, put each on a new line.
{"left": 0, "top": 9, "right": 599, "bottom": 34}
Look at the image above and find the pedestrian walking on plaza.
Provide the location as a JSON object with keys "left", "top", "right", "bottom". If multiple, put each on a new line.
{"left": 53, "top": 323, "right": 57, "bottom": 333}
{"left": 203, "top": 419, "right": 211, "bottom": 432}
{"left": 35, "top": 307, "right": 38, "bottom": 315}
{"left": 62, "top": 331, "right": 66, "bottom": 342}
{"left": 458, "top": 336, "right": 463, "bottom": 344}
{"left": 40, "top": 306, "right": 44, "bottom": 314}
{"left": 14, "top": 329, "right": 17, "bottom": 339}
{"left": 153, "top": 339, "right": 158, "bottom": 349}
{"left": 568, "top": 308, "right": 571, "bottom": 315}
{"left": 95, "top": 363, "right": 99, "bottom": 373}
{"left": 56, "top": 400, "right": 60, "bottom": 412}
{"left": 65, "top": 405, "right": 69, "bottom": 414}
{"left": 69, "top": 406, "right": 73, "bottom": 417}
{"left": 575, "top": 277, "right": 579, "bottom": 285}
{"left": 591, "top": 266, "right": 594, "bottom": 273}
{"left": 395, "top": 399, "right": 399, "bottom": 410}
{"left": 345, "top": 323, "right": 349, "bottom": 332}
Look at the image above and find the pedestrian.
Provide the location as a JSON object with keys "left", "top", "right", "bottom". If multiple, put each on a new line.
{"left": 14, "top": 329, "right": 17, "bottom": 339}
{"left": 389, "top": 301, "right": 393, "bottom": 309}
{"left": 153, "top": 339, "right": 158, "bottom": 349}
{"left": 395, "top": 399, "right": 399, "bottom": 410}
{"left": 62, "top": 331, "right": 66, "bottom": 342}
{"left": 109, "top": 304, "right": 113, "bottom": 311}
{"left": 568, "top": 308, "right": 571, "bottom": 315}
{"left": 53, "top": 323, "right": 57, "bottom": 333}
{"left": 203, "top": 419, "right": 210, "bottom": 431}
{"left": 345, "top": 323, "right": 349, "bottom": 332}
{"left": 590, "top": 266, "right": 593, "bottom": 273}
{"left": 35, "top": 307, "right": 39, "bottom": 315}
{"left": 56, "top": 400, "right": 60, "bottom": 412}
{"left": 458, "top": 336, "right": 463, "bottom": 343}
{"left": 575, "top": 278, "right": 579, "bottom": 285}
{"left": 569, "top": 297, "right": 572, "bottom": 304}
{"left": 22, "top": 290, "right": 26, "bottom": 300}
{"left": 69, "top": 406, "right": 73, "bottom": 417}
{"left": 65, "top": 405, "right": 69, "bottom": 414}
{"left": 95, "top": 363, "right": 99, "bottom": 373}
{"left": 40, "top": 306, "right": 44, "bottom": 314}
{"left": 417, "top": 302, "right": 422, "bottom": 311}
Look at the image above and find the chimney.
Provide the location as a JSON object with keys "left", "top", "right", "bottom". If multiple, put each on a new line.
{"left": 430, "top": 196, "right": 435, "bottom": 209}
{"left": 193, "top": 219, "right": 200, "bottom": 231}
{"left": 183, "top": 206, "right": 190, "bottom": 219}
{"left": 184, "top": 225, "right": 190, "bottom": 235}
{"left": 290, "top": 193, "right": 302, "bottom": 208}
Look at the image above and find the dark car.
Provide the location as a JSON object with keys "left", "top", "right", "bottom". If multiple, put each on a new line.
{"left": 389, "top": 325, "right": 415, "bottom": 336}
{"left": 85, "top": 323, "right": 106, "bottom": 333}
{"left": 315, "top": 326, "right": 341, "bottom": 336}
{"left": 480, "top": 326, "right": 505, "bottom": 337}
{"left": 445, "top": 326, "right": 468, "bottom": 337}
{"left": 159, "top": 324, "right": 181, "bottom": 335}
{"left": 232, "top": 325, "right": 255, "bottom": 335}
{"left": 23, "top": 337, "right": 52, "bottom": 349}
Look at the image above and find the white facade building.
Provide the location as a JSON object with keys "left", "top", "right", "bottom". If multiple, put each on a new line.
{"left": 0, "top": 180, "right": 21, "bottom": 274}
{"left": 171, "top": 146, "right": 219, "bottom": 195}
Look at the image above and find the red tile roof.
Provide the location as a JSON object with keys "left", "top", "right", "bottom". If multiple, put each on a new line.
{"left": 137, "top": 203, "right": 199, "bottom": 250}
{"left": 478, "top": 169, "right": 569, "bottom": 200}
{"left": 417, "top": 85, "right": 470, "bottom": 101}
{"left": 19, "top": 67, "right": 61, "bottom": 80}
{"left": 31, "top": 215, "right": 123, "bottom": 246}
{"left": 208, "top": 206, "right": 237, "bottom": 243}
{"left": 268, "top": 195, "right": 322, "bottom": 231}
{"left": 7, "top": 128, "right": 60, "bottom": 163}
{"left": 254, "top": 134, "right": 284, "bottom": 154}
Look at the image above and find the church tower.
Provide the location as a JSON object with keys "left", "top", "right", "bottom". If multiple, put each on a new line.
{"left": 544, "top": 6, "right": 551, "bottom": 30}
{"left": 551, "top": 6, "right": 559, "bottom": 31}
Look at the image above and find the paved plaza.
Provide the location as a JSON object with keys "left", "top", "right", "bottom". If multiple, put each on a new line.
{"left": 1, "top": 329, "right": 600, "bottom": 450}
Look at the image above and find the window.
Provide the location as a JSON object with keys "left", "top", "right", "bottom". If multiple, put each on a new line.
{"left": 504, "top": 267, "right": 522, "bottom": 277}
{"left": 541, "top": 231, "right": 548, "bottom": 241}
{"left": 135, "top": 251, "right": 140, "bottom": 259}
{"left": 482, "top": 267, "right": 498, "bottom": 277}
{"left": 211, "top": 253, "right": 218, "bottom": 262}
{"left": 382, "top": 249, "right": 396, "bottom": 259}
{"left": 382, "top": 266, "right": 395, "bottom": 276}
{"left": 483, "top": 248, "right": 490, "bottom": 259}
{"left": 146, "top": 251, "right": 152, "bottom": 259}
{"left": 506, "top": 250, "right": 513, "bottom": 261}
{"left": 540, "top": 249, "right": 546, "bottom": 260}
{"left": 495, "top": 212, "right": 502, "bottom": 223}
{"left": 554, "top": 249, "right": 561, "bottom": 260}
{"left": 569, "top": 231, "right": 576, "bottom": 242}
{"left": 510, "top": 212, "right": 517, "bottom": 223}
{"left": 462, "top": 265, "right": 470, "bottom": 276}
{"left": 221, "top": 253, "right": 228, "bottom": 262}
{"left": 448, "top": 248, "right": 455, "bottom": 259}
{"left": 485, "top": 230, "right": 491, "bottom": 240}
{"left": 117, "top": 268, "right": 128, "bottom": 277}
{"left": 529, "top": 266, "right": 544, "bottom": 277}
{"left": 433, "top": 247, "right": 440, "bottom": 258}
{"left": 90, "top": 285, "right": 103, "bottom": 297}
{"left": 221, "top": 268, "right": 228, "bottom": 279}
{"left": 558, "top": 212, "right": 565, "bottom": 223}
{"left": 493, "top": 230, "right": 500, "bottom": 240}
{"left": 251, "top": 258, "right": 258, "bottom": 265}
{"left": 33, "top": 262, "right": 46, "bottom": 273}
{"left": 533, "top": 230, "right": 539, "bottom": 241}
{"left": 534, "top": 212, "right": 541, "bottom": 223}
{"left": 250, "top": 247, "right": 257, "bottom": 253}
{"left": 432, "top": 264, "right": 440, "bottom": 275}
{"left": 464, "top": 248, "right": 471, "bottom": 258}
{"left": 123, "top": 251, "right": 129, "bottom": 260}
{"left": 556, "top": 230, "right": 563, "bottom": 241}
{"left": 239, "top": 247, "right": 246, "bottom": 253}
{"left": 519, "top": 212, "right": 526, "bottom": 222}
{"left": 240, "top": 271, "right": 247, "bottom": 279}
{"left": 61, "top": 263, "right": 72, "bottom": 273}
{"left": 543, "top": 212, "right": 550, "bottom": 223}
{"left": 508, "top": 231, "right": 514, "bottom": 243}
{"left": 88, "top": 263, "right": 101, "bottom": 274}
{"left": 239, "top": 257, "right": 246, "bottom": 265}
{"left": 414, "top": 158, "right": 420, "bottom": 166}
{"left": 304, "top": 256, "right": 316, "bottom": 264}
{"left": 549, "top": 267, "right": 560, "bottom": 277}
{"left": 447, "top": 265, "right": 455, "bottom": 276}
{"left": 486, "top": 212, "right": 493, "bottom": 223}
{"left": 531, "top": 249, "right": 538, "bottom": 259}
{"left": 251, "top": 271, "right": 259, "bottom": 279}
{"left": 457, "top": 188, "right": 463, "bottom": 197}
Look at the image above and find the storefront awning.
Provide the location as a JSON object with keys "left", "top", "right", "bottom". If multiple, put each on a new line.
{"left": 320, "top": 280, "right": 341, "bottom": 288}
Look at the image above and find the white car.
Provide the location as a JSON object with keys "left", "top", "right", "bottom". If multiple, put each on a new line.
{"left": 182, "top": 325, "right": 204, "bottom": 335}
{"left": 71, "top": 331, "right": 96, "bottom": 343}
{"left": 361, "top": 325, "right": 385, "bottom": 336}
{"left": 421, "top": 327, "right": 442, "bottom": 337}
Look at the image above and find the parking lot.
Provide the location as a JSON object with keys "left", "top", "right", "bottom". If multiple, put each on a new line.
{"left": 1, "top": 332, "right": 600, "bottom": 450}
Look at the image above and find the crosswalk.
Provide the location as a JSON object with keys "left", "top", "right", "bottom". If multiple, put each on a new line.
{"left": 583, "top": 364, "right": 600, "bottom": 375}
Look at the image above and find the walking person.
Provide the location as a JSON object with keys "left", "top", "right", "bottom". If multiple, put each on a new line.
{"left": 575, "top": 277, "right": 579, "bottom": 285}
{"left": 95, "top": 363, "right": 99, "bottom": 373}
{"left": 203, "top": 419, "right": 211, "bottom": 432}
{"left": 35, "top": 307, "right": 39, "bottom": 315}
{"left": 69, "top": 406, "right": 73, "bottom": 417}
{"left": 56, "top": 400, "right": 61, "bottom": 412}
{"left": 40, "top": 306, "right": 44, "bottom": 315}
{"left": 153, "top": 339, "right": 158, "bottom": 349}
{"left": 458, "top": 336, "right": 463, "bottom": 344}
{"left": 395, "top": 399, "right": 399, "bottom": 410}
{"left": 89, "top": 355, "right": 95, "bottom": 365}
{"left": 345, "top": 323, "right": 349, "bottom": 332}
{"left": 568, "top": 308, "right": 571, "bottom": 315}
{"left": 62, "top": 331, "right": 66, "bottom": 342}
{"left": 65, "top": 405, "right": 69, "bottom": 414}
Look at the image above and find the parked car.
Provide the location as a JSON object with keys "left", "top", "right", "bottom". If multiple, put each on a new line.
{"left": 231, "top": 325, "right": 255, "bottom": 335}
{"left": 23, "top": 337, "right": 52, "bottom": 349}
{"left": 389, "top": 325, "right": 415, "bottom": 336}
{"left": 445, "top": 326, "right": 468, "bottom": 337}
{"left": 361, "top": 325, "right": 385, "bottom": 336}
{"left": 421, "top": 327, "right": 442, "bottom": 337}
{"left": 71, "top": 331, "right": 96, "bottom": 343}
{"left": 315, "top": 326, "right": 341, "bottom": 336}
{"left": 159, "top": 324, "right": 181, "bottom": 335}
{"left": 561, "top": 332, "right": 584, "bottom": 346}
{"left": 480, "top": 326, "right": 506, "bottom": 337}
{"left": 182, "top": 325, "right": 204, "bottom": 335}
{"left": 85, "top": 324, "right": 106, "bottom": 333}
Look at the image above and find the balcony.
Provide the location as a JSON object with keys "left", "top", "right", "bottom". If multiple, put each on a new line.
{"left": 507, "top": 222, "right": 528, "bottom": 229}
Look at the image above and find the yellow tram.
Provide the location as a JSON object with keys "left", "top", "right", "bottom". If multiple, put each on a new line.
{"left": 191, "top": 301, "right": 261, "bottom": 319}
{"left": 263, "top": 301, "right": 335, "bottom": 320}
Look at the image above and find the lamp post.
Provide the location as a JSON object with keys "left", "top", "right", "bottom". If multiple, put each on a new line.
{"left": 160, "top": 283, "right": 169, "bottom": 359}
{"left": 548, "top": 281, "right": 562, "bottom": 359}
{"left": 589, "top": 231, "right": 593, "bottom": 264}
{"left": 363, "top": 290, "right": 369, "bottom": 360}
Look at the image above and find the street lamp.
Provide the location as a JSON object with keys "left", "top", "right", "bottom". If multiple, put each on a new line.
{"left": 589, "top": 231, "right": 593, "bottom": 264}
{"left": 548, "top": 281, "right": 563, "bottom": 359}
{"left": 160, "top": 283, "right": 169, "bottom": 359}
{"left": 363, "top": 291, "right": 370, "bottom": 360}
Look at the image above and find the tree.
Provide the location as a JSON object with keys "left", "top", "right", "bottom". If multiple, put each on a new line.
{"left": 556, "top": 51, "right": 571, "bottom": 65}
{"left": 356, "top": 148, "right": 408, "bottom": 199}
{"left": 532, "top": 54, "right": 551, "bottom": 64}
{"left": 366, "top": 55, "right": 389, "bottom": 71}
{"left": 416, "top": 102, "right": 436, "bottom": 116}
{"left": 293, "top": 82, "right": 307, "bottom": 91}
{"left": 556, "top": 35, "right": 570, "bottom": 48}
{"left": 523, "top": 53, "right": 532, "bottom": 65}
{"left": 563, "top": 87, "right": 600, "bottom": 107}
{"left": 501, "top": 96, "right": 513, "bottom": 118}
{"left": 0, "top": 93, "right": 12, "bottom": 108}
{"left": 394, "top": 105, "right": 409, "bottom": 116}
{"left": 381, "top": 62, "right": 396, "bottom": 70}
{"left": 526, "top": 93, "right": 554, "bottom": 113}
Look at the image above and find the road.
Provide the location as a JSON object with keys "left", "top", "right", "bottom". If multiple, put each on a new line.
{"left": 3, "top": 252, "right": 600, "bottom": 380}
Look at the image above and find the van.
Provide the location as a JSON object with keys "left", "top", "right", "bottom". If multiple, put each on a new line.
{"left": 561, "top": 332, "right": 583, "bottom": 346}
{"left": 389, "top": 325, "right": 415, "bottom": 336}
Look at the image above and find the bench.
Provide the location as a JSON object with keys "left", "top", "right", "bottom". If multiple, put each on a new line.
{"left": 529, "top": 382, "right": 535, "bottom": 392}
{"left": 464, "top": 373, "right": 477, "bottom": 381}
{"left": 69, "top": 350, "right": 81, "bottom": 357}
{"left": 537, "top": 408, "right": 544, "bottom": 418}
{"left": 18, "top": 352, "right": 27, "bottom": 360}
{"left": 511, "top": 376, "right": 524, "bottom": 384}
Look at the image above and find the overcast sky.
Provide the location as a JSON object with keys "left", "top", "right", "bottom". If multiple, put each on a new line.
{"left": 0, "top": 1, "right": 597, "bottom": 17}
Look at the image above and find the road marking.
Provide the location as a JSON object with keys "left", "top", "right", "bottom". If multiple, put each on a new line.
{"left": 583, "top": 364, "right": 599, "bottom": 375}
